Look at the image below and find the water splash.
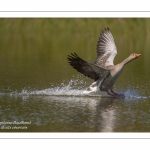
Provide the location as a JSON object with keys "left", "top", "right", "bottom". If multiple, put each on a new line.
{"left": 0, "top": 78, "right": 149, "bottom": 99}
{"left": 8, "top": 78, "right": 101, "bottom": 97}
{"left": 120, "top": 89, "right": 149, "bottom": 100}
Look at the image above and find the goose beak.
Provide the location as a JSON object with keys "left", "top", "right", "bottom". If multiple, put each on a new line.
{"left": 136, "top": 54, "right": 142, "bottom": 57}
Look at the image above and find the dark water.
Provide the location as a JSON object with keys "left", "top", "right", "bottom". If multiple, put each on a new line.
{"left": 0, "top": 18, "right": 150, "bottom": 132}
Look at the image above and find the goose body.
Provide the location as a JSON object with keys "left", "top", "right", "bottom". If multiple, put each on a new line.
{"left": 67, "top": 28, "right": 141, "bottom": 97}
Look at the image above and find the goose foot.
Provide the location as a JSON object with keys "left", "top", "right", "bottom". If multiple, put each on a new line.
{"left": 107, "top": 90, "right": 125, "bottom": 98}
{"left": 116, "top": 94, "right": 125, "bottom": 98}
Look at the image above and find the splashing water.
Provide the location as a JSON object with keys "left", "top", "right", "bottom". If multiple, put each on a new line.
{"left": 0, "top": 77, "right": 149, "bottom": 99}
{"left": 9, "top": 78, "right": 100, "bottom": 97}
{"left": 123, "top": 89, "right": 148, "bottom": 99}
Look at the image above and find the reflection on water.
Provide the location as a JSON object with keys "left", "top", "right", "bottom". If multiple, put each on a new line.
{"left": 0, "top": 84, "right": 150, "bottom": 132}
{"left": 99, "top": 106, "right": 115, "bottom": 132}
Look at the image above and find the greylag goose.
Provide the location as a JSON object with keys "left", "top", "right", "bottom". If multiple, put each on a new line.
{"left": 67, "top": 27, "right": 141, "bottom": 97}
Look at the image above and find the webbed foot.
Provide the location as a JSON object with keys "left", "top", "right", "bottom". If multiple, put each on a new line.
{"left": 107, "top": 90, "right": 125, "bottom": 99}
{"left": 116, "top": 94, "right": 125, "bottom": 98}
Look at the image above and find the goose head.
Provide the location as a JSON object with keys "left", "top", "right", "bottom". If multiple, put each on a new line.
{"left": 129, "top": 53, "right": 141, "bottom": 60}
{"left": 123, "top": 53, "right": 141, "bottom": 65}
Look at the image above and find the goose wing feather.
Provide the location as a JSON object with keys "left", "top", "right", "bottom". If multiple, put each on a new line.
{"left": 67, "top": 53, "right": 109, "bottom": 81}
{"left": 94, "top": 27, "right": 117, "bottom": 69}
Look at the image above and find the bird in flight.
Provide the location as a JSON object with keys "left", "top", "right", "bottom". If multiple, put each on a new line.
{"left": 67, "top": 27, "right": 141, "bottom": 98}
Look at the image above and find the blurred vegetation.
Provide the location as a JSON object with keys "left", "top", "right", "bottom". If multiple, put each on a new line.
{"left": 0, "top": 18, "right": 149, "bottom": 91}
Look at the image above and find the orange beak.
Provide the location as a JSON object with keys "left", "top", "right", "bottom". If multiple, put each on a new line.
{"left": 136, "top": 53, "right": 142, "bottom": 57}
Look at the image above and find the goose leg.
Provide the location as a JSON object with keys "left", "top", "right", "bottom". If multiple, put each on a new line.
{"left": 107, "top": 90, "right": 117, "bottom": 97}
{"left": 107, "top": 89, "right": 125, "bottom": 98}
{"left": 111, "top": 90, "right": 125, "bottom": 98}
{"left": 111, "top": 89, "right": 119, "bottom": 95}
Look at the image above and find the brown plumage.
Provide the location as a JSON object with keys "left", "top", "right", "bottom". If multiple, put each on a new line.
{"left": 67, "top": 53, "right": 109, "bottom": 81}
{"left": 67, "top": 27, "right": 141, "bottom": 97}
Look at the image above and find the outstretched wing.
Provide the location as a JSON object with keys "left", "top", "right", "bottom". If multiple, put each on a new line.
{"left": 94, "top": 27, "right": 117, "bottom": 70}
{"left": 67, "top": 53, "right": 109, "bottom": 81}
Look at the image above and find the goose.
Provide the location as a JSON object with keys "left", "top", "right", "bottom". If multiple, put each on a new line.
{"left": 67, "top": 27, "right": 141, "bottom": 97}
